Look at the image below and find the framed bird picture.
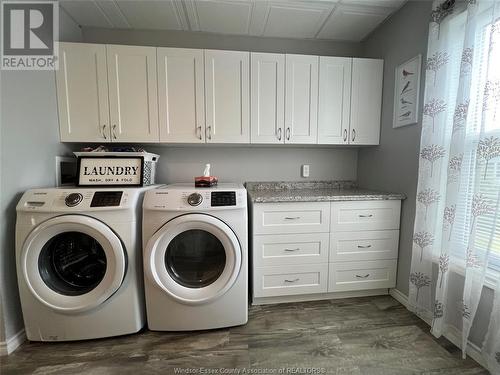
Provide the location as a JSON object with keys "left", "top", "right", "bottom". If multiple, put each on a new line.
{"left": 393, "top": 54, "right": 421, "bottom": 128}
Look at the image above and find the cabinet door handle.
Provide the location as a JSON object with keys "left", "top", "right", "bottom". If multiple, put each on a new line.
{"left": 112, "top": 125, "right": 117, "bottom": 140}
{"left": 284, "top": 216, "right": 301, "bottom": 220}
{"left": 358, "top": 214, "right": 373, "bottom": 218}
{"left": 196, "top": 126, "right": 202, "bottom": 140}
{"left": 286, "top": 127, "right": 290, "bottom": 141}
{"left": 277, "top": 128, "right": 282, "bottom": 141}
{"left": 284, "top": 278, "right": 300, "bottom": 283}
{"left": 102, "top": 124, "right": 107, "bottom": 139}
{"left": 284, "top": 248, "right": 300, "bottom": 252}
{"left": 355, "top": 274, "right": 370, "bottom": 279}
{"left": 352, "top": 129, "right": 356, "bottom": 142}
{"left": 207, "top": 126, "right": 212, "bottom": 140}
{"left": 343, "top": 129, "right": 347, "bottom": 142}
{"left": 357, "top": 244, "right": 372, "bottom": 249}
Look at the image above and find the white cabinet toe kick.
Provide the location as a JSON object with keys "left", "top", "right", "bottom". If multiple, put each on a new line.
{"left": 251, "top": 200, "right": 401, "bottom": 304}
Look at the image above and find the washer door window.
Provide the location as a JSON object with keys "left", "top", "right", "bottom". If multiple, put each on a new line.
{"left": 145, "top": 214, "right": 241, "bottom": 305}
{"left": 38, "top": 232, "right": 107, "bottom": 296}
{"left": 21, "top": 215, "right": 126, "bottom": 313}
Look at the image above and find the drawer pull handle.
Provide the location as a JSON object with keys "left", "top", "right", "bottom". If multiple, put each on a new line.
{"left": 358, "top": 214, "right": 373, "bottom": 218}
{"left": 284, "top": 216, "right": 301, "bottom": 220}
{"left": 355, "top": 274, "right": 370, "bottom": 279}
{"left": 357, "top": 244, "right": 372, "bottom": 249}
{"left": 284, "top": 278, "right": 300, "bottom": 283}
{"left": 284, "top": 248, "right": 300, "bottom": 252}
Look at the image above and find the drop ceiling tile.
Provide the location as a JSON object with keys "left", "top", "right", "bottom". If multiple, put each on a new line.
{"left": 259, "top": 1, "right": 335, "bottom": 39}
{"left": 185, "top": 0, "right": 253, "bottom": 35}
{"left": 115, "top": 0, "right": 188, "bottom": 30}
{"left": 95, "top": 1, "right": 131, "bottom": 29}
{"left": 60, "top": 1, "right": 113, "bottom": 28}
{"left": 317, "top": 4, "right": 390, "bottom": 41}
{"left": 340, "top": 0, "right": 406, "bottom": 9}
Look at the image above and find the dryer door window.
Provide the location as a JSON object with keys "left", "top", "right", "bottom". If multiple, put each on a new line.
{"left": 38, "top": 232, "right": 107, "bottom": 296}
{"left": 145, "top": 214, "right": 242, "bottom": 305}
{"left": 165, "top": 229, "right": 226, "bottom": 288}
{"left": 21, "top": 215, "right": 127, "bottom": 313}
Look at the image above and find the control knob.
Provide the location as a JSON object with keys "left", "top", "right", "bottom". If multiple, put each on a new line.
{"left": 65, "top": 193, "right": 83, "bottom": 207}
{"left": 187, "top": 193, "right": 203, "bottom": 206}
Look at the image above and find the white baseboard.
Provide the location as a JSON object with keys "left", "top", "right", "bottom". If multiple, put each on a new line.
{"left": 388, "top": 288, "right": 487, "bottom": 369}
{"left": 0, "top": 329, "right": 26, "bottom": 356}
{"left": 253, "top": 289, "right": 389, "bottom": 305}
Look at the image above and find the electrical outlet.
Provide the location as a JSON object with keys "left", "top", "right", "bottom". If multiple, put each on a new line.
{"left": 301, "top": 164, "right": 310, "bottom": 178}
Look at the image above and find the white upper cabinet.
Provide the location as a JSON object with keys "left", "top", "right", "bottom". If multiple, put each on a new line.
{"left": 251, "top": 53, "right": 285, "bottom": 144}
{"left": 56, "top": 43, "right": 383, "bottom": 146}
{"left": 318, "top": 57, "right": 352, "bottom": 145}
{"left": 157, "top": 48, "right": 205, "bottom": 143}
{"left": 107, "top": 45, "right": 159, "bottom": 142}
{"left": 205, "top": 50, "right": 250, "bottom": 143}
{"left": 285, "top": 54, "right": 319, "bottom": 144}
{"left": 56, "top": 42, "right": 110, "bottom": 142}
{"left": 350, "top": 58, "right": 383, "bottom": 145}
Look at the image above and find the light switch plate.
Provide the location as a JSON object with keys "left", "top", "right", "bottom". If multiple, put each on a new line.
{"left": 301, "top": 164, "right": 310, "bottom": 178}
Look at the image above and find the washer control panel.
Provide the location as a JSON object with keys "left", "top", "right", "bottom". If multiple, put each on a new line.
{"left": 90, "top": 191, "right": 123, "bottom": 207}
{"left": 65, "top": 193, "right": 83, "bottom": 207}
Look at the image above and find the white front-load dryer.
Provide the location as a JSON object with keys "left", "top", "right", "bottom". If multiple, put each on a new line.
{"left": 142, "top": 183, "right": 248, "bottom": 331}
{"left": 16, "top": 186, "right": 154, "bottom": 341}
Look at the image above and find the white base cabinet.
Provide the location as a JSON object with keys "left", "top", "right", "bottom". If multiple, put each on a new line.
{"left": 251, "top": 200, "right": 401, "bottom": 304}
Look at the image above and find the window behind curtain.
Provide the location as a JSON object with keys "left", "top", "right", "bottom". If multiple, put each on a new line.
{"left": 450, "top": 9, "right": 500, "bottom": 270}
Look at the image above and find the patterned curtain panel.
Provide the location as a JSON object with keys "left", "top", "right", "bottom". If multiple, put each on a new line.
{"left": 409, "top": 0, "right": 500, "bottom": 371}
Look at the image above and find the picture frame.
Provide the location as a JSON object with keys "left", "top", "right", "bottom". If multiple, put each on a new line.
{"left": 393, "top": 54, "right": 422, "bottom": 128}
{"left": 76, "top": 156, "right": 144, "bottom": 187}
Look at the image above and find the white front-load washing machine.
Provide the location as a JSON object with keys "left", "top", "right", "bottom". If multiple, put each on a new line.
{"left": 142, "top": 183, "right": 248, "bottom": 331}
{"left": 16, "top": 186, "right": 154, "bottom": 341}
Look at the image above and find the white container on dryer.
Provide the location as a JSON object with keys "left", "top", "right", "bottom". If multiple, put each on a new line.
{"left": 142, "top": 183, "right": 248, "bottom": 331}
{"left": 16, "top": 186, "right": 155, "bottom": 341}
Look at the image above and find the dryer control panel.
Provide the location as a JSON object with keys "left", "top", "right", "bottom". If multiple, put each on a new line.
{"left": 144, "top": 183, "right": 247, "bottom": 211}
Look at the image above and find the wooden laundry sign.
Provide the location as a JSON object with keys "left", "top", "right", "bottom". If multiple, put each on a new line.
{"left": 77, "top": 156, "right": 144, "bottom": 186}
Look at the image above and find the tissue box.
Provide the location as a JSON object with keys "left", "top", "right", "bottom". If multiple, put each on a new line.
{"left": 195, "top": 176, "right": 218, "bottom": 187}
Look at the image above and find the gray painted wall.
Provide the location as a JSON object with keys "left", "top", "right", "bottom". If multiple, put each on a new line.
{"left": 0, "top": 11, "right": 82, "bottom": 343}
{"left": 82, "top": 27, "right": 362, "bottom": 57}
{"left": 359, "top": 0, "right": 431, "bottom": 296}
{"left": 146, "top": 146, "right": 358, "bottom": 183}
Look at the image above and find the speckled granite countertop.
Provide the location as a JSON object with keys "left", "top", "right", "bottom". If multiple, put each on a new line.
{"left": 245, "top": 181, "right": 406, "bottom": 203}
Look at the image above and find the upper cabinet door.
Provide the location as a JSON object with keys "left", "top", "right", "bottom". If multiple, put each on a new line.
{"left": 205, "top": 50, "right": 250, "bottom": 144}
{"left": 350, "top": 58, "right": 383, "bottom": 145}
{"left": 251, "top": 53, "right": 285, "bottom": 144}
{"left": 318, "top": 57, "right": 352, "bottom": 145}
{"left": 157, "top": 48, "right": 205, "bottom": 143}
{"left": 56, "top": 42, "right": 110, "bottom": 142}
{"left": 285, "top": 54, "right": 319, "bottom": 144}
{"left": 107, "top": 45, "right": 159, "bottom": 143}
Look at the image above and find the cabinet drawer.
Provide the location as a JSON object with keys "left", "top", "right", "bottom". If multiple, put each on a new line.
{"left": 330, "top": 230, "right": 399, "bottom": 262}
{"left": 254, "top": 264, "right": 328, "bottom": 298}
{"left": 253, "top": 202, "right": 330, "bottom": 234}
{"left": 331, "top": 200, "right": 401, "bottom": 231}
{"left": 328, "top": 260, "right": 396, "bottom": 292}
{"left": 254, "top": 233, "right": 329, "bottom": 267}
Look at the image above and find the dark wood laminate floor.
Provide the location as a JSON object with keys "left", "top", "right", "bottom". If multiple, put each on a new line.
{"left": 0, "top": 296, "right": 488, "bottom": 375}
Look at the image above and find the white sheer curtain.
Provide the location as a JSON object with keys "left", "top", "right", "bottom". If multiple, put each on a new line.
{"left": 408, "top": 0, "right": 500, "bottom": 372}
